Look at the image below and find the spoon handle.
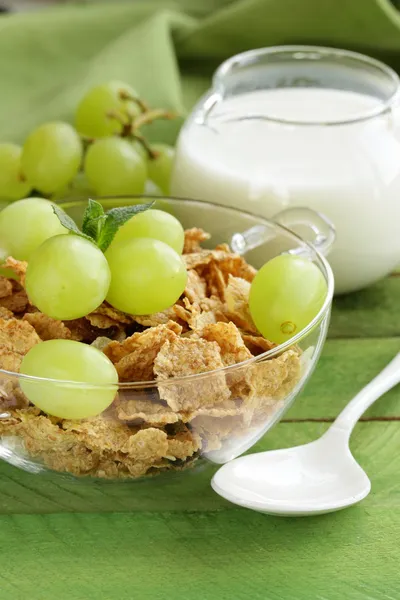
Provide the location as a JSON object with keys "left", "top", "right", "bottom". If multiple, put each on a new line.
{"left": 331, "top": 352, "right": 400, "bottom": 437}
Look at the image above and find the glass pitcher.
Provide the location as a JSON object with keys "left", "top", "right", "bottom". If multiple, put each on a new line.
{"left": 171, "top": 46, "right": 400, "bottom": 294}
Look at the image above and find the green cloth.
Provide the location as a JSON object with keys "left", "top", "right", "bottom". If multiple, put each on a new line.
{"left": 0, "top": 1, "right": 399, "bottom": 598}
{"left": 0, "top": 0, "right": 400, "bottom": 144}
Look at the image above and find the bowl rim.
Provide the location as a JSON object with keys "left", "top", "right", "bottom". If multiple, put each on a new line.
{"left": 0, "top": 195, "right": 334, "bottom": 389}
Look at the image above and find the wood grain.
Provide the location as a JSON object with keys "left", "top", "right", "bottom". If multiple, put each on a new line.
{"left": 330, "top": 277, "right": 400, "bottom": 339}
{"left": 287, "top": 337, "right": 400, "bottom": 419}
{"left": 0, "top": 421, "right": 398, "bottom": 515}
{"left": 0, "top": 501, "right": 398, "bottom": 599}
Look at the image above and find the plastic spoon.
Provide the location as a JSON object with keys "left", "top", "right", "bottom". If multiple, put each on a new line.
{"left": 212, "top": 352, "right": 400, "bottom": 516}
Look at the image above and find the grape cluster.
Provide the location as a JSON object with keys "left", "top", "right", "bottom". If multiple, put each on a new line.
{"left": 2, "top": 197, "right": 186, "bottom": 419}
{"left": 0, "top": 81, "right": 176, "bottom": 202}
{"left": 0, "top": 197, "right": 187, "bottom": 321}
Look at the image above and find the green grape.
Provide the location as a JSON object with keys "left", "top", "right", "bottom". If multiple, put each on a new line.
{"left": 75, "top": 81, "right": 141, "bottom": 138}
{"left": 249, "top": 254, "right": 327, "bottom": 345}
{"left": 106, "top": 237, "right": 187, "bottom": 315}
{"left": 132, "top": 140, "right": 148, "bottom": 162}
{"left": 144, "top": 180, "right": 162, "bottom": 196}
{"left": 0, "top": 268, "right": 17, "bottom": 280}
{"left": 0, "top": 247, "right": 15, "bottom": 279}
{"left": 0, "top": 197, "right": 67, "bottom": 261}
{"left": 20, "top": 340, "right": 118, "bottom": 419}
{"left": 84, "top": 137, "right": 147, "bottom": 196}
{"left": 111, "top": 209, "right": 184, "bottom": 254}
{"left": 21, "top": 122, "right": 82, "bottom": 195}
{"left": 26, "top": 234, "right": 111, "bottom": 320}
{"left": 0, "top": 143, "right": 31, "bottom": 200}
{"left": 147, "top": 144, "right": 175, "bottom": 194}
{"left": 51, "top": 172, "right": 94, "bottom": 202}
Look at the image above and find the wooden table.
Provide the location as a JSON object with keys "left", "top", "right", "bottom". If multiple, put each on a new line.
{"left": 0, "top": 275, "right": 398, "bottom": 599}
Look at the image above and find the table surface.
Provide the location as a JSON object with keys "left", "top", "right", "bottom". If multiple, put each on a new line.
{"left": 0, "top": 274, "right": 399, "bottom": 599}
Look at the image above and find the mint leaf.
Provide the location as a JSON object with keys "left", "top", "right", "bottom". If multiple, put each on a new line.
{"left": 97, "top": 202, "right": 154, "bottom": 252}
{"left": 106, "top": 202, "right": 154, "bottom": 227}
{"left": 53, "top": 200, "right": 154, "bottom": 252}
{"left": 52, "top": 205, "right": 93, "bottom": 242}
{"left": 82, "top": 199, "right": 105, "bottom": 240}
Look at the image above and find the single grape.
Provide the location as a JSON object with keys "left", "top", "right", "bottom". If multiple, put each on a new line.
{"left": 132, "top": 140, "right": 148, "bottom": 162}
{"left": 0, "top": 247, "right": 16, "bottom": 279}
{"left": 147, "top": 144, "right": 175, "bottom": 194}
{"left": 84, "top": 137, "right": 146, "bottom": 196}
{"left": 0, "top": 197, "right": 67, "bottom": 261}
{"left": 0, "top": 267, "right": 17, "bottom": 280}
{"left": 75, "top": 81, "right": 141, "bottom": 138}
{"left": 26, "top": 234, "right": 111, "bottom": 320}
{"left": 0, "top": 143, "right": 31, "bottom": 200}
{"left": 106, "top": 237, "right": 187, "bottom": 315}
{"left": 249, "top": 254, "right": 327, "bottom": 344}
{"left": 111, "top": 209, "right": 184, "bottom": 254}
{"left": 52, "top": 172, "right": 94, "bottom": 202}
{"left": 144, "top": 180, "right": 162, "bottom": 196}
{"left": 20, "top": 340, "right": 118, "bottom": 419}
{"left": 21, "top": 122, "right": 82, "bottom": 195}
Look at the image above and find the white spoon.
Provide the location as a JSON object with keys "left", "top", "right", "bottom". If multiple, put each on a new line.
{"left": 212, "top": 352, "right": 400, "bottom": 516}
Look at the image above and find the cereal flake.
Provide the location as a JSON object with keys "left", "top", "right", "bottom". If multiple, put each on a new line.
{"left": 183, "top": 228, "right": 210, "bottom": 254}
{"left": 201, "top": 322, "right": 252, "bottom": 366}
{"left": 0, "top": 317, "right": 40, "bottom": 355}
{"left": 111, "top": 322, "right": 182, "bottom": 381}
{"left": 184, "top": 269, "right": 207, "bottom": 303}
{"left": 0, "top": 289, "right": 29, "bottom": 313}
{"left": 241, "top": 333, "right": 276, "bottom": 356}
{"left": 116, "top": 394, "right": 179, "bottom": 425}
{"left": 23, "top": 313, "right": 72, "bottom": 341}
{"left": 154, "top": 337, "right": 230, "bottom": 412}
{"left": 0, "top": 276, "right": 13, "bottom": 299}
{"left": 2, "top": 257, "right": 27, "bottom": 285}
{"left": 224, "top": 275, "right": 258, "bottom": 333}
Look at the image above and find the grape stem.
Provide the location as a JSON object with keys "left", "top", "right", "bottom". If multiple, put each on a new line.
{"left": 106, "top": 106, "right": 177, "bottom": 159}
{"left": 106, "top": 110, "right": 159, "bottom": 159}
{"left": 106, "top": 111, "right": 133, "bottom": 139}
{"left": 132, "top": 133, "right": 159, "bottom": 160}
{"left": 118, "top": 91, "right": 149, "bottom": 113}
{"left": 80, "top": 136, "right": 96, "bottom": 152}
{"left": 132, "top": 109, "right": 177, "bottom": 131}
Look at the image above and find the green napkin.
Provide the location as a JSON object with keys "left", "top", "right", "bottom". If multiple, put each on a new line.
{"left": 0, "top": 0, "right": 399, "bottom": 145}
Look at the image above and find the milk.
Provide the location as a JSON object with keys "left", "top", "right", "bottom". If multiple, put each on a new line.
{"left": 171, "top": 88, "right": 400, "bottom": 293}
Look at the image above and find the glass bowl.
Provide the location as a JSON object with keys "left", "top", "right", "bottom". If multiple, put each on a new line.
{"left": 0, "top": 197, "right": 334, "bottom": 480}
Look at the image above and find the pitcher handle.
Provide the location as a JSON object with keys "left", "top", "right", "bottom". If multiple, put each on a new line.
{"left": 231, "top": 207, "right": 336, "bottom": 257}
{"left": 273, "top": 207, "right": 336, "bottom": 257}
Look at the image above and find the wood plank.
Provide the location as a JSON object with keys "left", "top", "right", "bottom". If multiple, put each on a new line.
{"left": 287, "top": 337, "right": 400, "bottom": 419}
{"left": 0, "top": 460, "right": 398, "bottom": 600}
{"left": 0, "top": 421, "right": 398, "bottom": 515}
{"left": 329, "top": 276, "right": 400, "bottom": 339}
{"left": 1, "top": 511, "right": 398, "bottom": 600}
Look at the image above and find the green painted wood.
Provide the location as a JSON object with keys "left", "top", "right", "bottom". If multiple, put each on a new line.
{"left": 287, "top": 337, "right": 400, "bottom": 419}
{"left": 329, "top": 277, "right": 400, "bottom": 339}
{"left": 0, "top": 503, "right": 398, "bottom": 599}
{"left": 0, "top": 421, "right": 398, "bottom": 515}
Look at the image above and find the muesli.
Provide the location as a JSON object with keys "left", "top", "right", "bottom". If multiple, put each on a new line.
{"left": 0, "top": 223, "right": 301, "bottom": 478}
